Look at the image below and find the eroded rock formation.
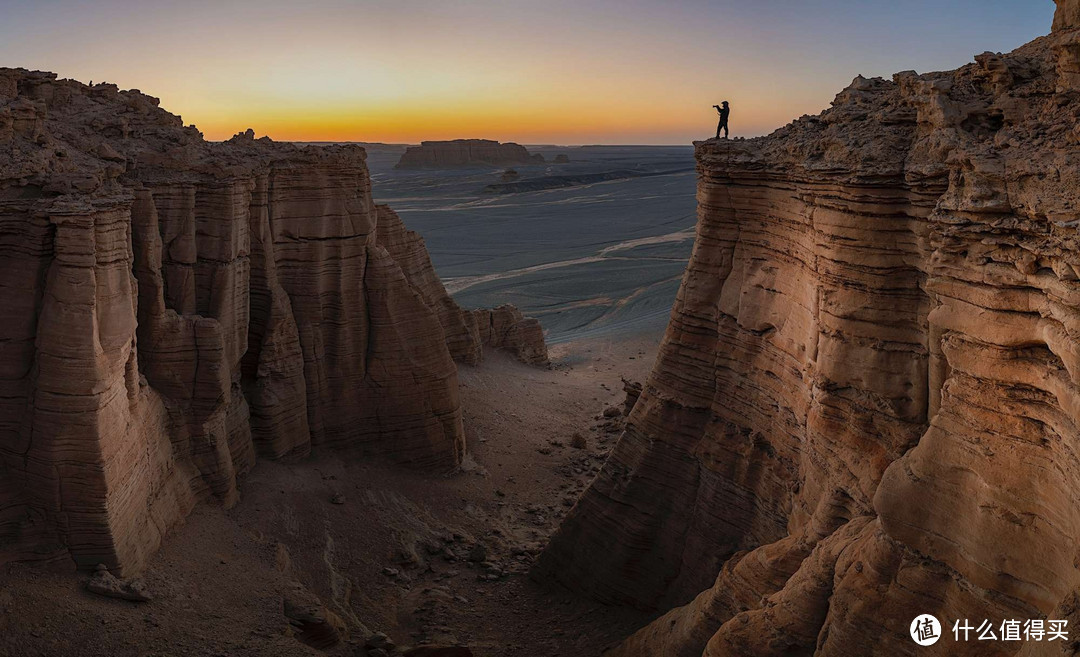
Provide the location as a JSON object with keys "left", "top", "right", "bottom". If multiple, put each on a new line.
{"left": 394, "top": 139, "right": 544, "bottom": 169}
{"left": 537, "top": 3, "right": 1080, "bottom": 655}
{"left": 374, "top": 206, "right": 548, "bottom": 367}
{"left": 0, "top": 69, "right": 545, "bottom": 577}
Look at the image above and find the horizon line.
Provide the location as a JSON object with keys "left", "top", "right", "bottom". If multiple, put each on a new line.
{"left": 236, "top": 140, "right": 711, "bottom": 148}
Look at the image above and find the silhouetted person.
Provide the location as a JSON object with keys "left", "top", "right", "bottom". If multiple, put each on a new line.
{"left": 714, "top": 101, "right": 730, "bottom": 139}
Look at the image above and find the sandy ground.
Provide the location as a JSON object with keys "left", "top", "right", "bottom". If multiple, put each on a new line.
{"left": 0, "top": 335, "right": 662, "bottom": 657}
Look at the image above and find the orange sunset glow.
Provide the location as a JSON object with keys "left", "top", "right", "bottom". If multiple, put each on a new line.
{"left": 0, "top": 1, "right": 1054, "bottom": 143}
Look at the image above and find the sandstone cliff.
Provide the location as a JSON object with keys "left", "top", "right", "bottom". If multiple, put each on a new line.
{"left": 394, "top": 139, "right": 545, "bottom": 169}
{"left": 537, "top": 2, "right": 1080, "bottom": 655}
{"left": 0, "top": 69, "right": 546, "bottom": 577}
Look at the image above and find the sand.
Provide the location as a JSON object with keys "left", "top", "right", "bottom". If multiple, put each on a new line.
{"left": 0, "top": 335, "right": 662, "bottom": 657}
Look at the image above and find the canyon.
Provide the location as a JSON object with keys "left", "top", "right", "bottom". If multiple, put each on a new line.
{"left": 394, "top": 140, "right": 545, "bottom": 169}
{"left": 0, "top": 68, "right": 546, "bottom": 583}
{"left": 535, "top": 1, "right": 1080, "bottom": 655}
{"left": 2, "top": 2, "right": 1078, "bottom": 656}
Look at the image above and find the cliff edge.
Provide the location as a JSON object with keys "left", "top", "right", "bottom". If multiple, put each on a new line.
{"left": 0, "top": 69, "right": 546, "bottom": 577}
{"left": 537, "top": 3, "right": 1080, "bottom": 655}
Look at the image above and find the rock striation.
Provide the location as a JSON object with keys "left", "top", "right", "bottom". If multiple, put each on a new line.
{"left": 537, "top": 4, "right": 1080, "bottom": 655}
{"left": 469, "top": 304, "right": 548, "bottom": 367}
{"left": 373, "top": 206, "right": 548, "bottom": 367}
{"left": 394, "top": 139, "right": 544, "bottom": 169}
{"left": 0, "top": 69, "right": 546, "bottom": 577}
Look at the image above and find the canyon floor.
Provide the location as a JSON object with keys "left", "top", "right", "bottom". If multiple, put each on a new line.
{"left": 0, "top": 335, "right": 662, "bottom": 657}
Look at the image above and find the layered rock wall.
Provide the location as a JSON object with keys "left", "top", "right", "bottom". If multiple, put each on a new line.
{"left": 394, "top": 139, "right": 544, "bottom": 169}
{"left": 538, "top": 7, "right": 1080, "bottom": 656}
{"left": 374, "top": 205, "right": 549, "bottom": 367}
{"left": 0, "top": 70, "right": 545, "bottom": 576}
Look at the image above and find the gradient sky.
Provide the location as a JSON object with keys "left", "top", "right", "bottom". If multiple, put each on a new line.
{"left": 0, "top": 0, "right": 1055, "bottom": 144}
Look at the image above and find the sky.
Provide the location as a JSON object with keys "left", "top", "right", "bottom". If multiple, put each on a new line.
{"left": 0, "top": 0, "right": 1056, "bottom": 145}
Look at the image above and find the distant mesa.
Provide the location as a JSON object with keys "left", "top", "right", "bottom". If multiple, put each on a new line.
{"left": 394, "top": 139, "right": 545, "bottom": 169}
{"left": 553, "top": 154, "right": 570, "bottom": 164}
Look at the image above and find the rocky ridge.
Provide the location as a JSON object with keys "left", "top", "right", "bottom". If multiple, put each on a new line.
{"left": 0, "top": 68, "right": 546, "bottom": 578}
{"left": 536, "top": 2, "right": 1080, "bottom": 655}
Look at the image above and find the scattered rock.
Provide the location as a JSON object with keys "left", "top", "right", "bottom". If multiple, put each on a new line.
{"left": 621, "top": 378, "right": 642, "bottom": 415}
{"left": 466, "top": 544, "right": 487, "bottom": 563}
{"left": 85, "top": 564, "right": 151, "bottom": 603}
{"left": 366, "top": 632, "right": 397, "bottom": 652}
{"left": 283, "top": 587, "right": 347, "bottom": 649}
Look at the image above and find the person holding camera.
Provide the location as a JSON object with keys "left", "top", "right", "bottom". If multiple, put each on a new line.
{"left": 714, "top": 101, "right": 730, "bottom": 139}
